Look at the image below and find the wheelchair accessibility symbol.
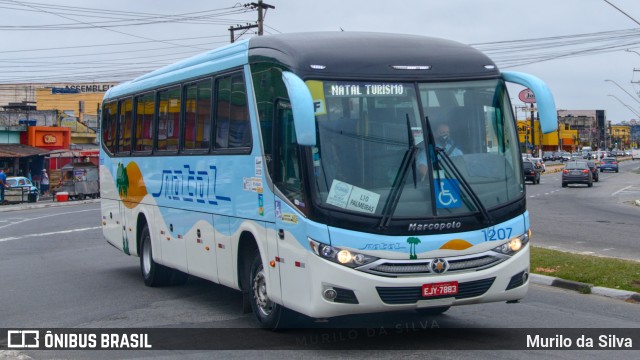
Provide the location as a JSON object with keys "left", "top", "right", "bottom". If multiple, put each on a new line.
{"left": 434, "top": 179, "right": 461, "bottom": 209}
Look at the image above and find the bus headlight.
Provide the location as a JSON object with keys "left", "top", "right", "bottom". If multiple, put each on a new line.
{"left": 309, "top": 238, "right": 378, "bottom": 268}
{"left": 492, "top": 231, "right": 530, "bottom": 256}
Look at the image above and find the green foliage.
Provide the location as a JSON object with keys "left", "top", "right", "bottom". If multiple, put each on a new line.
{"left": 531, "top": 246, "right": 640, "bottom": 293}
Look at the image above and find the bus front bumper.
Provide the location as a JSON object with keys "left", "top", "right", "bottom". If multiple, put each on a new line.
{"left": 289, "top": 244, "right": 529, "bottom": 319}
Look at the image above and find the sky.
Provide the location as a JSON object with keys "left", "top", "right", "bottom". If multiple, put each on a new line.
{"left": 1, "top": 0, "right": 640, "bottom": 123}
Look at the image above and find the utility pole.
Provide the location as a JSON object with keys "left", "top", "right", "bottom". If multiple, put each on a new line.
{"left": 229, "top": 23, "right": 257, "bottom": 43}
{"left": 530, "top": 103, "right": 535, "bottom": 156}
{"left": 252, "top": 1, "right": 275, "bottom": 35}
{"left": 229, "top": 1, "right": 275, "bottom": 43}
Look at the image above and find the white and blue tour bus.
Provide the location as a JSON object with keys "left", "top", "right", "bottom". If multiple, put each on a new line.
{"left": 100, "top": 32, "right": 557, "bottom": 329}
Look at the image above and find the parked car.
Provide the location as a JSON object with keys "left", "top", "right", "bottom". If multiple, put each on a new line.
{"left": 522, "top": 160, "right": 540, "bottom": 184}
{"left": 542, "top": 152, "right": 554, "bottom": 161}
{"left": 631, "top": 149, "right": 640, "bottom": 160}
{"left": 562, "top": 161, "right": 592, "bottom": 188}
{"left": 5, "top": 176, "right": 39, "bottom": 203}
{"left": 559, "top": 152, "right": 572, "bottom": 162}
{"left": 599, "top": 157, "right": 619, "bottom": 172}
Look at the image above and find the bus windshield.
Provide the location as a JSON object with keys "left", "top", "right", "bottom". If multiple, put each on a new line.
{"left": 309, "top": 79, "right": 523, "bottom": 220}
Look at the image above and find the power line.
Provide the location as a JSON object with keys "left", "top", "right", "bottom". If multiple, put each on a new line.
{"left": 229, "top": 1, "right": 274, "bottom": 43}
{"left": 0, "top": 1, "right": 249, "bottom": 29}
{"left": 603, "top": 0, "right": 640, "bottom": 27}
{"left": 0, "top": 34, "right": 229, "bottom": 55}
{"left": 7, "top": 0, "right": 210, "bottom": 51}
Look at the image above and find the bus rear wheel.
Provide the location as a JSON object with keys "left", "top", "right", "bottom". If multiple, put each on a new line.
{"left": 249, "top": 250, "right": 292, "bottom": 330}
{"left": 140, "top": 224, "right": 173, "bottom": 287}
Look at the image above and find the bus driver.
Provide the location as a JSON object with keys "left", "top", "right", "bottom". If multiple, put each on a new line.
{"left": 418, "top": 123, "right": 463, "bottom": 181}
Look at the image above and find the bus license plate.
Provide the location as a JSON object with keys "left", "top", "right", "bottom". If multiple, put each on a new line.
{"left": 422, "top": 281, "right": 458, "bottom": 297}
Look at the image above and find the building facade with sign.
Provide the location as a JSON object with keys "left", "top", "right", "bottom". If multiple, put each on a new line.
{"left": 0, "top": 83, "right": 114, "bottom": 188}
{"left": 0, "top": 82, "right": 116, "bottom": 109}
{"left": 517, "top": 120, "right": 579, "bottom": 153}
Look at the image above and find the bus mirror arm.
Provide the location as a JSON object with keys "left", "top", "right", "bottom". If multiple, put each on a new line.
{"left": 282, "top": 71, "right": 317, "bottom": 146}
{"left": 501, "top": 71, "right": 558, "bottom": 134}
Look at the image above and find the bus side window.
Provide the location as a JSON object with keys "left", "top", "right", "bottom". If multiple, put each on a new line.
{"left": 156, "top": 86, "right": 181, "bottom": 152}
{"left": 275, "top": 100, "right": 306, "bottom": 211}
{"left": 117, "top": 98, "right": 133, "bottom": 154}
{"left": 215, "top": 72, "right": 251, "bottom": 150}
{"left": 102, "top": 101, "right": 118, "bottom": 154}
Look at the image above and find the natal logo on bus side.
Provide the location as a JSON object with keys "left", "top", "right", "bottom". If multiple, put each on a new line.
{"left": 151, "top": 164, "right": 231, "bottom": 205}
{"left": 115, "top": 162, "right": 232, "bottom": 207}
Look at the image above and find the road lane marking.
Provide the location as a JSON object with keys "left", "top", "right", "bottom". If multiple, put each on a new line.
{"left": 0, "top": 226, "right": 101, "bottom": 243}
{"left": 611, "top": 185, "right": 632, "bottom": 196}
{"left": 0, "top": 208, "right": 99, "bottom": 230}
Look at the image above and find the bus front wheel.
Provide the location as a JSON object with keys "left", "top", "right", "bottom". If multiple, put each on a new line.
{"left": 249, "top": 250, "right": 292, "bottom": 329}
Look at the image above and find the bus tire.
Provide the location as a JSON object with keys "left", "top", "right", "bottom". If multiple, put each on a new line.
{"left": 140, "top": 224, "right": 172, "bottom": 287}
{"left": 249, "top": 250, "right": 291, "bottom": 330}
{"left": 416, "top": 306, "right": 450, "bottom": 316}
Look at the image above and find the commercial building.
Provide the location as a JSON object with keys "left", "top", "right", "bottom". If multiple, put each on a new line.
{"left": 0, "top": 82, "right": 116, "bottom": 187}
{"left": 517, "top": 109, "right": 637, "bottom": 153}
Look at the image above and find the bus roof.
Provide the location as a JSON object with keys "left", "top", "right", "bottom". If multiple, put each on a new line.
{"left": 248, "top": 32, "right": 499, "bottom": 81}
{"left": 105, "top": 32, "right": 500, "bottom": 100}
{"left": 105, "top": 40, "right": 250, "bottom": 99}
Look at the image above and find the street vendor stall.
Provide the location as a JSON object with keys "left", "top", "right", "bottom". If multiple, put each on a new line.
{"left": 58, "top": 162, "right": 100, "bottom": 200}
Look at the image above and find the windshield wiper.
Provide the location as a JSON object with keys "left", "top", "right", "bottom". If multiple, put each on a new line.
{"left": 424, "top": 117, "right": 492, "bottom": 225}
{"left": 377, "top": 115, "right": 417, "bottom": 229}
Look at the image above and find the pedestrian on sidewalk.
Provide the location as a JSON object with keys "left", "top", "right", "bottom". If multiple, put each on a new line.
{"left": 41, "top": 169, "right": 49, "bottom": 196}
{"left": 0, "top": 168, "right": 8, "bottom": 203}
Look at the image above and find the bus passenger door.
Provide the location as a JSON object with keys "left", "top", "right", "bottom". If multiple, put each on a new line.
{"left": 272, "top": 100, "right": 310, "bottom": 310}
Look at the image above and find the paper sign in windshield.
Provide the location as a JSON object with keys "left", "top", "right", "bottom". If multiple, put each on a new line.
{"left": 327, "top": 180, "right": 380, "bottom": 214}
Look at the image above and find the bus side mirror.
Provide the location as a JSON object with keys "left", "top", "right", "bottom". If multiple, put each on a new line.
{"left": 502, "top": 71, "right": 558, "bottom": 134}
{"left": 282, "top": 71, "right": 317, "bottom": 146}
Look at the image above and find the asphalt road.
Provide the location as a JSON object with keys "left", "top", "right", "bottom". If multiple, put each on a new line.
{"left": 526, "top": 159, "right": 640, "bottom": 260}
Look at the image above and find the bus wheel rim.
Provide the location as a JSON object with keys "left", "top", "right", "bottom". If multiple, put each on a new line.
{"left": 143, "top": 241, "right": 151, "bottom": 275}
{"left": 252, "top": 265, "right": 273, "bottom": 317}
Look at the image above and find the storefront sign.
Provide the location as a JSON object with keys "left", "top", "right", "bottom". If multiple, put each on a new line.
{"left": 51, "top": 84, "right": 116, "bottom": 94}
{"left": 43, "top": 134, "right": 57, "bottom": 144}
{"left": 519, "top": 89, "right": 536, "bottom": 103}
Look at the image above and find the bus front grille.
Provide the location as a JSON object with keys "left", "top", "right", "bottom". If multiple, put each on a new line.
{"left": 376, "top": 277, "right": 496, "bottom": 304}
{"left": 359, "top": 252, "right": 507, "bottom": 277}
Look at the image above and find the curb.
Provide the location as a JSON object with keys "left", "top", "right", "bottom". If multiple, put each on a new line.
{"left": 530, "top": 274, "right": 640, "bottom": 303}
